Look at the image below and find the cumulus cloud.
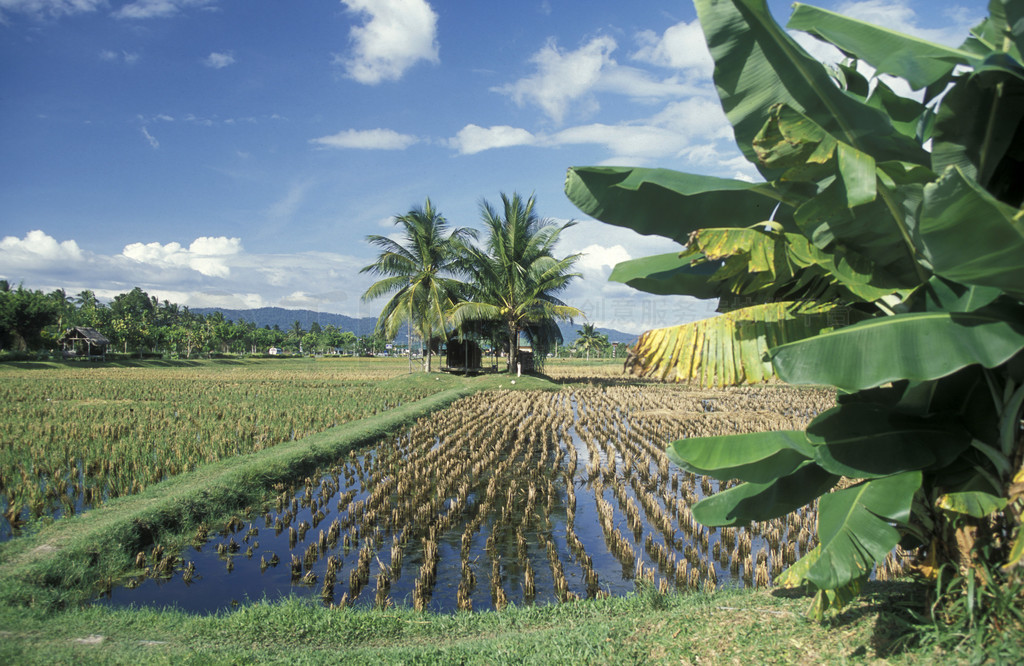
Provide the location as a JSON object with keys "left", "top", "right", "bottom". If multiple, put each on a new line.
{"left": 495, "top": 35, "right": 616, "bottom": 124}
{"left": 337, "top": 0, "right": 439, "bottom": 85}
{"left": 449, "top": 95, "right": 738, "bottom": 167}
{"left": 0, "top": 230, "right": 375, "bottom": 318}
{"left": 0, "top": 0, "right": 103, "bottom": 20}
{"left": 204, "top": 51, "right": 235, "bottom": 69}
{"left": 310, "top": 128, "right": 418, "bottom": 150}
{"left": 122, "top": 236, "right": 241, "bottom": 278}
{"left": 0, "top": 230, "right": 84, "bottom": 266}
{"left": 449, "top": 125, "right": 536, "bottom": 155}
{"left": 632, "top": 19, "right": 712, "bottom": 75}
{"left": 556, "top": 221, "right": 717, "bottom": 333}
{"left": 113, "top": 0, "right": 216, "bottom": 20}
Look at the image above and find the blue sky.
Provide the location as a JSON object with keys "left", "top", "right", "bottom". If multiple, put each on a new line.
{"left": 1, "top": 0, "right": 982, "bottom": 333}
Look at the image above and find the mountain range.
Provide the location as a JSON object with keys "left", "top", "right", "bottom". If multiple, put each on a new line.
{"left": 191, "top": 307, "right": 639, "bottom": 345}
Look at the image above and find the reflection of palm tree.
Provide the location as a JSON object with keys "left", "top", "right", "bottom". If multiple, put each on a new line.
{"left": 361, "top": 199, "right": 472, "bottom": 372}
{"left": 450, "top": 193, "right": 582, "bottom": 373}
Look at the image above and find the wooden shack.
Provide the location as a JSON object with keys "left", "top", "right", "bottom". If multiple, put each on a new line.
{"left": 60, "top": 326, "right": 110, "bottom": 360}
{"left": 443, "top": 339, "right": 484, "bottom": 375}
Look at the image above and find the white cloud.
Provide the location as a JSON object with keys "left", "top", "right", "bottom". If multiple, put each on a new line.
{"left": 100, "top": 49, "right": 141, "bottom": 64}
{"left": 204, "top": 51, "right": 235, "bottom": 69}
{"left": 337, "top": 0, "right": 439, "bottom": 85}
{"left": 140, "top": 126, "right": 159, "bottom": 149}
{"left": 632, "top": 20, "right": 712, "bottom": 75}
{"left": 556, "top": 221, "right": 718, "bottom": 333}
{"left": 0, "top": 0, "right": 103, "bottom": 20}
{"left": 113, "top": 0, "right": 216, "bottom": 20}
{"left": 0, "top": 230, "right": 84, "bottom": 266}
{"left": 122, "top": 236, "right": 241, "bottom": 278}
{"left": 1, "top": 230, "right": 374, "bottom": 318}
{"left": 450, "top": 124, "right": 536, "bottom": 155}
{"left": 310, "top": 128, "right": 418, "bottom": 150}
{"left": 495, "top": 35, "right": 616, "bottom": 124}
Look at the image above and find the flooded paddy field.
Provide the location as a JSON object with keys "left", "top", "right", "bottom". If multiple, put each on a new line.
{"left": 96, "top": 384, "right": 913, "bottom": 614}
{"left": 0, "top": 358, "right": 446, "bottom": 540}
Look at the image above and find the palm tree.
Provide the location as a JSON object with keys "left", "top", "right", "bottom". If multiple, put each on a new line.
{"left": 450, "top": 193, "right": 582, "bottom": 374}
{"left": 574, "top": 323, "right": 607, "bottom": 361}
{"left": 361, "top": 198, "right": 473, "bottom": 372}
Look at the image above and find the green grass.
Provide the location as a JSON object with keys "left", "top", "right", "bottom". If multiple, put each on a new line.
{"left": 0, "top": 582, "right": 969, "bottom": 664}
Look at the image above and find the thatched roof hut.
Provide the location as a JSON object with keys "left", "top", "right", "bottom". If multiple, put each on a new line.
{"left": 60, "top": 326, "right": 109, "bottom": 359}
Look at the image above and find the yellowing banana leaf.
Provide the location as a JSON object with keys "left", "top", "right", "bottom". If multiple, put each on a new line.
{"left": 684, "top": 227, "right": 903, "bottom": 303}
{"left": 626, "top": 301, "right": 854, "bottom": 387}
{"left": 936, "top": 491, "right": 1008, "bottom": 518}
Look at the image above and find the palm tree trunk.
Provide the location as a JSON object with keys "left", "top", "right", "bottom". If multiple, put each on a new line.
{"left": 508, "top": 325, "right": 518, "bottom": 374}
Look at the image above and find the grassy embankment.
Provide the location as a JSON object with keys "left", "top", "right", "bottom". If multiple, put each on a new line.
{"left": 0, "top": 358, "right": 995, "bottom": 663}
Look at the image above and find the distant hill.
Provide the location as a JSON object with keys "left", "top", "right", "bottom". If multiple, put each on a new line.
{"left": 191, "top": 307, "right": 639, "bottom": 345}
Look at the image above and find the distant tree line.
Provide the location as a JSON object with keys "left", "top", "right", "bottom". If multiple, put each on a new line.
{"left": 0, "top": 280, "right": 383, "bottom": 358}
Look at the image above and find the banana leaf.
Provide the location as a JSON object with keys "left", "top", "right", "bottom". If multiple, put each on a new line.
{"left": 916, "top": 166, "right": 1024, "bottom": 299}
{"left": 667, "top": 430, "right": 814, "bottom": 483}
{"left": 805, "top": 404, "right": 971, "bottom": 478}
{"left": 690, "top": 461, "right": 838, "bottom": 526}
{"left": 626, "top": 301, "right": 855, "bottom": 387}
{"left": 771, "top": 310, "right": 1024, "bottom": 391}
{"left": 787, "top": 3, "right": 977, "bottom": 90}
{"left": 695, "top": 0, "right": 928, "bottom": 179}
{"left": 806, "top": 472, "right": 920, "bottom": 590}
{"left": 563, "top": 166, "right": 801, "bottom": 243}
{"left": 608, "top": 252, "right": 720, "bottom": 298}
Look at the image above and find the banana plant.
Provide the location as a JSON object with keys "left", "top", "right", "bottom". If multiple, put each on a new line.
{"left": 565, "top": 0, "right": 1024, "bottom": 617}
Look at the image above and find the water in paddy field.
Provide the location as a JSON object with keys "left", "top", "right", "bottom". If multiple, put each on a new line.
{"left": 96, "top": 386, "right": 905, "bottom": 614}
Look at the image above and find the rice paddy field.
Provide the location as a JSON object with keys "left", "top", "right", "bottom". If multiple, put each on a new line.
{"left": 91, "top": 377, "right": 914, "bottom": 616}
{"left": 1, "top": 357, "right": 974, "bottom": 663}
{"left": 0, "top": 357, "right": 444, "bottom": 539}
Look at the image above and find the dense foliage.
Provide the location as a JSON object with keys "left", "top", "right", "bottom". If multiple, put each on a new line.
{"left": 0, "top": 282, "right": 370, "bottom": 358}
{"left": 566, "top": 0, "right": 1024, "bottom": 632}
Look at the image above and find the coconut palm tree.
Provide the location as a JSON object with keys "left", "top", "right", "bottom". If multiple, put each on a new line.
{"left": 450, "top": 193, "right": 582, "bottom": 373}
{"left": 361, "top": 198, "right": 473, "bottom": 372}
{"left": 574, "top": 323, "right": 608, "bottom": 360}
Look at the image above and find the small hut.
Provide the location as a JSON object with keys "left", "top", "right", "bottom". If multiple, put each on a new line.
{"left": 443, "top": 339, "right": 484, "bottom": 375}
{"left": 60, "top": 326, "right": 109, "bottom": 360}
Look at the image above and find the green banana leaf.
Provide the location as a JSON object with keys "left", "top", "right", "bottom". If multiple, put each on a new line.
{"left": 806, "top": 472, "right": 920, "bottom": 590}
{"left": 694, "top": 0, "right": 928, "bottom": 179}
{"left": 608, "top": 252, "right": 720, "bottom": 298}
{"left": 805, "top": 404, "right": 971, "bottom": 478}
{"left": 563, "top": 166, "right": 800, "bottom": 244}
{"left": 771, "top": 310, "right": 1024, "bottom": 391}
{"left": 917, "top": 167, "right": 1024, "bottom": 300}
{"left": 787, "top": 3, "right": 977, "bottom": 90}
{"left": 690, "top": 461, "right": 838, "bottom": 526}
{"left": 666, "top": 430, "right": 814, "bottom": 483}
{"left": 626, "top": 301, "right": 855, "bottom": 387}
{"left": 776, "top": 544, "right": 865, "bottom": 618}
